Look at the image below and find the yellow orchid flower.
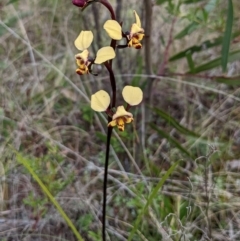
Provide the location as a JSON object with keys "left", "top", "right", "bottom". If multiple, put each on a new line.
{"left": 74, "top": 31, "right": 116, "bottom": 75}
{"left": 75, "top": 50, "right": 91, "bottom": 75}
{"left": 90, "top": 86, "right": 143, "bottom": 131}
{"left": 128, "top": 11, "right": 144, "bottom": 49}
{"left": 103, "top": 10, "right": 144, "bottom": 49}
{"left": 108, "top": 106, "right": 133, "bottom": 131}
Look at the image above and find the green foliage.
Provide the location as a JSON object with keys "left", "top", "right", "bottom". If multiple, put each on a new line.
{"left": 221, "top": 0, "right": 233, "bottom": 72}
{"left": 81, "top": 104, "right": 94, "bottom": 123}
{"left": 188, "top": 49, "right": 240, "bottom": 73}
{"left": 1, "top": 0, "right": 240, "bottom": 240}
{"left": 164, "top": 0, "right": 239, "bottom": 77}
{"left": 16, "top": 152, "right": 84, "bottom": 241}
{"left": 23, "top": 192, "right": 48, "bottom": 216}
{"left": 77, "top": 213, "right": 94, "bottom": 232}
{"left": 22, "top": 144, "right": 74, "bottom": 196}
{"left": 88, "top": 231, "right": 102, "bottom": 241}
{"left": 150, "top": 123, "right": 193, "bottom": 158}
{"left": 169, "top": 31, "right": 240, "bottom": 62}
{"left": 129, "top": 161, "right": 180, "bottom": 241}
{"left": 7, "top": 0, "right": 19, "bottom": 4}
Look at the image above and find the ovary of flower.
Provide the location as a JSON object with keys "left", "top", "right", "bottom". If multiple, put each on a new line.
{"left": 108, "top": 106, "right": 133, "bottom": 131}
{"left": 74, "top": 31, "right": 116, "bottom": 75}
{"left": 103, "top": 10, "right": 144, "bottom": 49}
{"left": 90, "top": 86, "right": 143, "bottom": 131}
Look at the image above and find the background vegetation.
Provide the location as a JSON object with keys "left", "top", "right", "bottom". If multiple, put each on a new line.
{"left": 0, "top": 0, "right": 240, "bottom": 240}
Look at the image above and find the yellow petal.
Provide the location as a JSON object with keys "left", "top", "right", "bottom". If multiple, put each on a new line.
{"left": 103, "top": 20, "right": 122, "bottom": 40}
{"left": 74, "top": 31, "right": 93, "bottom": 51}
{"left": 122, "top": 86, "right": 143, "bottom": 106}
{"left": 133, "top": 10, "right": 141, "bottom": 27}
{"left": 137, "top": 33, "right": 144, "bottom": 41}
{"left": 95, "top": 47, "right": 116, "bottom": 64}
{"left": 112, "top": 106, "right": 133, "bottom": 120}
{"left": 75, "top": 49, "right": 89, "bottom": 63}
{"left": 108, "top": 119, "right": 117, "bottom": 127}
{"left": 124, "top": 116, "right": 134, "bottom": 123}
{"left": 130, "top": 23, "right": 144, "bottom": 36}
{"left": 91, "top": 90, "right": 111, "bottom": 112}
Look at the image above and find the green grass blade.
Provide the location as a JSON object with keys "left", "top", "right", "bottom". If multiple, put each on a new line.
{"left": 150, "top": 123, "right": 193, "bottom": 158}
{"left": 170, "top": 31, "right": 240, "bottom": 62}
{"left": 128, "top": 161, "right": 180, "bottom": 241}
{"left": 175, "top": 22, "right": 199, "bottom": 39}
{"left": 215, "top": 76, "right": 240, "bottom": 85}
{"left": 182, "top": 0, "right": 204, "bottom": 3}
{"left": 221, "top": 0, "right": 233, "bottom": 73}
{"left": 187, "top": 49, "right": 240, "bottom": 73}
{"left": 16, "top": 153, "right": 84, "bottom": 241}
{"left": 152, "top": 107, "right": 199, "bottom": 138}
{"left": 186, "top": 51, "right": 195, "bottom": 73}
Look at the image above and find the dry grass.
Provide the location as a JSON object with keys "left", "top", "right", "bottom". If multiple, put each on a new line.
{"left": 0, "top": 0, "right": 240, "bottom": 240}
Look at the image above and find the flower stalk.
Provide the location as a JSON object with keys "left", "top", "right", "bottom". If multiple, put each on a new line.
{"left": 72, "top": 2, "right": 144, "bottom": 240}
{"left": 100, "top": 0, "right": 116, "bottom": 20}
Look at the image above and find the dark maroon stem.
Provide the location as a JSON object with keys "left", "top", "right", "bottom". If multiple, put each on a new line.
{"left": 99, "top": 0, "right": 117, "bottom": 67}
{"left": 101, "top": 62, "right": 116, "bottom": 241}
{"left": 102, "top": 125, "right": 112, "bottom": 241}
{"left": 97, "top": 2, "right": 117, "bottom": 240}
{"left": 99, "top": 0, "right": 116, "bottom": 20}
{"left": 117, "top": 44, "right": 128, "bottom": 49}
{"left": 104, "top": 62, "right": 116, "bottom": 108}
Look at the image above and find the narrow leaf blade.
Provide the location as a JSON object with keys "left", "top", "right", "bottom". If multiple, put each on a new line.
{"left": 152, "top": 107, "right": 199, "bottom": 138}
{"left": 16, "top": 153, "right": 84, "bottom": 241}
{"left": 128, "top": 161, "right": 180, "bottom": 241}
{"left": 150, "top": 123, "right": 193, "bottom": 158}
{"left": 188, "top": 49, "right": 240, "bottom": 73}
{"left": 221, "top": 0, "right": 234, "bottom": 72}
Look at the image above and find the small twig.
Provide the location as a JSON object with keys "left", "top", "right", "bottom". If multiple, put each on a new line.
{"left": 164, "top": 72, "right": 239, "bottom": 80}
{"left": 158, "top": 17, "right": 177, "bottom": 76}
{"left": 144, "top": 0, "right": 153, "bottom": 120}
{"left": 92, "top": 4, "right": 102, "bottom": 49}
{"left": 203, "top": 152, "right": 213, "bottom": 240}
{"left": 144, "top": 0, "right": 153, "bottom": 79}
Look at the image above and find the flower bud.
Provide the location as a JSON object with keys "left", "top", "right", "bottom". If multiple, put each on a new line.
{"left": 72, "top": 0, "right": 87, "bottom": 8}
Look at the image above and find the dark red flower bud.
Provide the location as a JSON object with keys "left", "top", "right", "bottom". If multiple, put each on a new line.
{"left": 72, "top": 0, "right": 87, "bottom": 8}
